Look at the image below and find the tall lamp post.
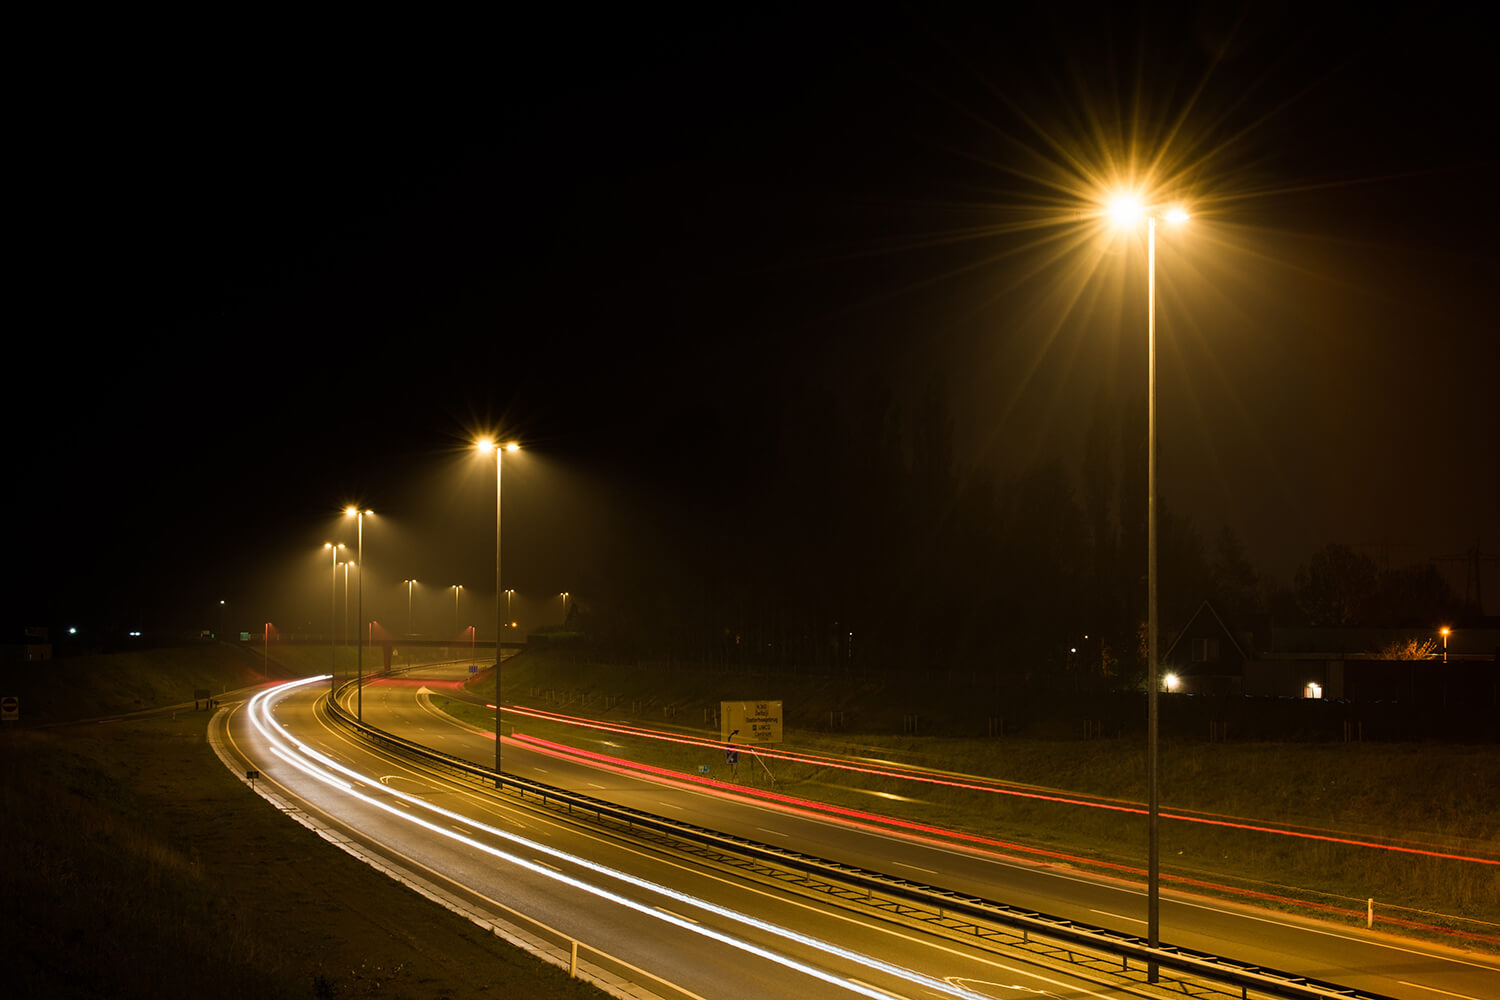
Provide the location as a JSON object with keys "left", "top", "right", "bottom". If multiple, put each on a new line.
{"left": 559, "top": 591, "right": 570, "bottom": 623}
{"left": 404, "top": 579, "right": 416, "bottom": 634}
{"left": 451, "top": 584, "right": 463, "bottom": 636}
{"left": 345, "top": 507, "right": 372, "bottom": 719}
{"left": 477, "top": 438, "right": 519, "bottom": 784}
{"left": 1109, "top": 194, "right": 1189, "bottom": 982}
{"left": 323, "top": 543, "right": 345, "bottom": 688}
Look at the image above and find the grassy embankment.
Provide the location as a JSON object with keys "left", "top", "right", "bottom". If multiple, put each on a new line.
{"left": 444, "top": 650, "right": 1500, "bottom": 940}
{"left": 0, "top": 642, "right": 606, "bottom": 1000}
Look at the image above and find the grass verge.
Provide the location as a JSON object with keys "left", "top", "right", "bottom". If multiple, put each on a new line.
{"left": 1, "top": 664, "right": 608, "bottom": 999}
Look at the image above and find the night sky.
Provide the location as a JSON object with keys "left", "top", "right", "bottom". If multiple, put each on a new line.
{"left": 8, "top": 5, "right": 1497, "bottom": 639}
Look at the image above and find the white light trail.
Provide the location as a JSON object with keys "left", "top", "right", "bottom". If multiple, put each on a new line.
{"left": 247, "top": 679, "right": 999, "bottom": 1000}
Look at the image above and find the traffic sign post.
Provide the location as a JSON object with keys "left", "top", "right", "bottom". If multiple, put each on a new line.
{"left": 1, "top": 695, "right": 18, "bottom": 722}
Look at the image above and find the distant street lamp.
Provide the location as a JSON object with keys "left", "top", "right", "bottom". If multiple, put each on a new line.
{"left": 560, "top": 591, "right": 570, "bottom": 623}
{"left": 505, "top": 589, "right": 515, "bottom": 630}
{"left": 451, "top": 584, "right": 463, "bottom": 636}
{"left": 1440, "top": 626, "right": 1451, "bottom": 663}
{"left": 476, "top": 437, "right": 519, "bottom": 783}
{"left": 345, "top": 507, "right": 373, "bottom": 720}
{"left": 467, "top": 624, "right": 477, "bottom": 667}
{"left": 404, "top": 579, "right": 416, "bottom": 634}
{"left": 323, "top": 542, "right": 346, "bottom": 688}
{"left": 1108, "top": 192, "right": 1190, "bottom": 982}
{"left": 263, "top": 622, "right": 272, "bottom": 682}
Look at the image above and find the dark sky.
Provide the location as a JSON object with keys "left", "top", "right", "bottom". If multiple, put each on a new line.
{"left": 8, "top": 4, "right": 1497, "bottom": 636}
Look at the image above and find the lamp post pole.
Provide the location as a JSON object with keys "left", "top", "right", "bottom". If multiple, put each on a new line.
{"left": 1146, "top": 212, "right": 1161, "bottom": 981}
{"left": 324, "top": 543, "right": 343, "bottom": 691}
{"left": 478, "top": 439, "right": 518, "bottom": 785}
{"left": 1107, "top": 195, "right": 1188, "bottom": 983}
{"left": 345, "top": 508, "right": 371, "bottom": 719}
{"left": 404, "top": 579, "right": 415, "bottom": 635}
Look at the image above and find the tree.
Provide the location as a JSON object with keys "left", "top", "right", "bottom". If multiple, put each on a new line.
{"left": 1374, "top": 636, "right": 1438, "bottom": 660}
{"left": 1367, "top": 563, "right": 1461, "bottom": 627}
{"left": 1294, "top": 543, "right": 1379, "bottom": 626}
{"left": 1208, "top": 525, "right": 1262, "bottom": 627}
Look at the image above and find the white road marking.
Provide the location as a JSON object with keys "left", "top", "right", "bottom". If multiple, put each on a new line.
{"left": 654, "top": 906, "right": 699, "bottom": 924}
{"left": 1399, "top": 983, "right": 1485, "bottom": 1000}
{"left": 755, "top": 827, "right": 787, "bottom": 837}
{"left": 656, "top": 801, "right": 683, "bottom": 810}
{"left": 1089, "top": 909, "right": 1146, "bottom": 925}
{"left": 892, "top": 861, "right": 938, "bottom": 876}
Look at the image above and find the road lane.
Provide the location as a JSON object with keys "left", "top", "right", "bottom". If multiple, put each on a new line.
{"left": 223, "top": 676, "right": 1140, "bottom": 1000}
{"left": 353, "top": 665, "right": 1500, "bottom": 1000}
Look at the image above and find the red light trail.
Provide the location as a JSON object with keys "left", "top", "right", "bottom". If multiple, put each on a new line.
{"left": 508, "top": 732, "right": 1500, "bottom": 948}
{"left": 502, "top": 705, "right": 1500, "bottom": 866}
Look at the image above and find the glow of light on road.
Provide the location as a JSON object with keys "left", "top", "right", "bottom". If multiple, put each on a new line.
{"left": 507, "top": 735, "right": 1500, "bottom": 946}
{"left": 505, "top": 706, "right": 1499, "bottom": 866}
{"left": 246, "top": 679, "right": 1000, "bottom": 1000}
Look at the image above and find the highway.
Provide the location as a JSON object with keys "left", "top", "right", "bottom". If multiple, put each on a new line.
{"left": 215, "top": 667, "right": 1500, "bottom": 1000}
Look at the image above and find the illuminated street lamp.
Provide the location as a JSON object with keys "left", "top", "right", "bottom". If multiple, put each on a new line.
{"left": 476, "top": 437, "right": 519, "bottom": 783}
{"left": 1108, "top": 192, "right": 1189, "bottom": 981}
{"left": 403, "top": 579, "right": 416, "bottom": 634}
{"left": 345, "top": 507, "right": 373, "bottom": 720}
{"left": 1440, "top": 626, "right": 1451, "bottom": 663}
{"left": 451, "top": 584, "right": 463, "bottom": 636}
{"left": 323, "top": 542, "right": 346, "bottom": 687}
{"left": 505, "top": 588, "right": 515, "bottom": 628}
{"left": 560, "top": 591, "right": 570, "bottom": 622}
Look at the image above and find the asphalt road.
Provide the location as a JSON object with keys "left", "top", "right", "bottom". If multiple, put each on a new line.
{"left": 219, "top": 667, "right": 1500, "bottom": 1000}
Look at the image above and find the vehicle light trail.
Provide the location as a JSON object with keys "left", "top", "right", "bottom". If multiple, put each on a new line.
{"left": 508, "top": 733, "right": 1500, "bottom": 947}
{"left": 503, "top": 705, "right": 1499, "bottom": 865}
{"left": 246, "top": 679, "right": 1014, "bottom": 1000}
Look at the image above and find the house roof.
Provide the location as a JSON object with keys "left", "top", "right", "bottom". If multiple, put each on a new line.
{"left": 1162, "top": 600, "right": 1251, "bottom": 667}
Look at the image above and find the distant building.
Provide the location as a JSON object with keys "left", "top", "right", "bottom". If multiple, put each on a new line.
{"left": 1162, "top": 603, "right": 1498, "bottom": 705}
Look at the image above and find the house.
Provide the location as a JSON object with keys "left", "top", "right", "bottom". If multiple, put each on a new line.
{"left": 1161, "top": 600, "right": 1251, "bottom": 695}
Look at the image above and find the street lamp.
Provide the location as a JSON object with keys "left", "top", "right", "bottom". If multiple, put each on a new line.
{"left": 505, "top": 588, "right": 515, "bottom": 629}
{"left": 451, "top": 584, "right": 463, "bottom": 636}
{"left": 1108, "top": 192, "right": 1189, "bottom": 982}
{"left": 476, "top": 437, "right": 519, "bottom": 784}
{"left": 560, "top": 591, "right": 570, "bottom": 623}
{"left": 342, "top": 559, "right": 354, "bottom": 661}
{"left": 403, "top": 579, "right": 416, "bottom": 634}
{"left": 1440, "top": 626, "right": 1451, "bottom": 663}
{"left": 323, "top": 543, "right": 345, "bottom": 688}
{"left": 345, "top": 507, "right": 373, "bottom": 720}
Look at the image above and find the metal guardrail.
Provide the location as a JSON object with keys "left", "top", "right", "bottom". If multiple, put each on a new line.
{"left": 325, "top": 685, "right": 1395, "bottom": 1000}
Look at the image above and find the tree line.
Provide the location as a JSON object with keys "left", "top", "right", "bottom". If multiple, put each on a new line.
{"left": 573, "top": 374, "right": 1471, "bottom": 685}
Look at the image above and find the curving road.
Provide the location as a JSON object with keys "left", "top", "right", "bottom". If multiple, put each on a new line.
{"left": 216, "top": 668, "right": 1500, "bottom": 1000}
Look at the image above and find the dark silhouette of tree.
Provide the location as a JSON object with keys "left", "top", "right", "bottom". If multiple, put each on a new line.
{"left": 1294, "top": 543, "right": 1379, "bottom": 626}
{"left": 1367, "top": 563, "right": 1461, "bottom": 627}
{"left": 1208, "top": 524, "right": 1263, "bottom": 628}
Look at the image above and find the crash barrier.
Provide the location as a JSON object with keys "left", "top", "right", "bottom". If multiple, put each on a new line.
{"left": 326, "top": 682, "right": 1393, "bottom": 1000}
